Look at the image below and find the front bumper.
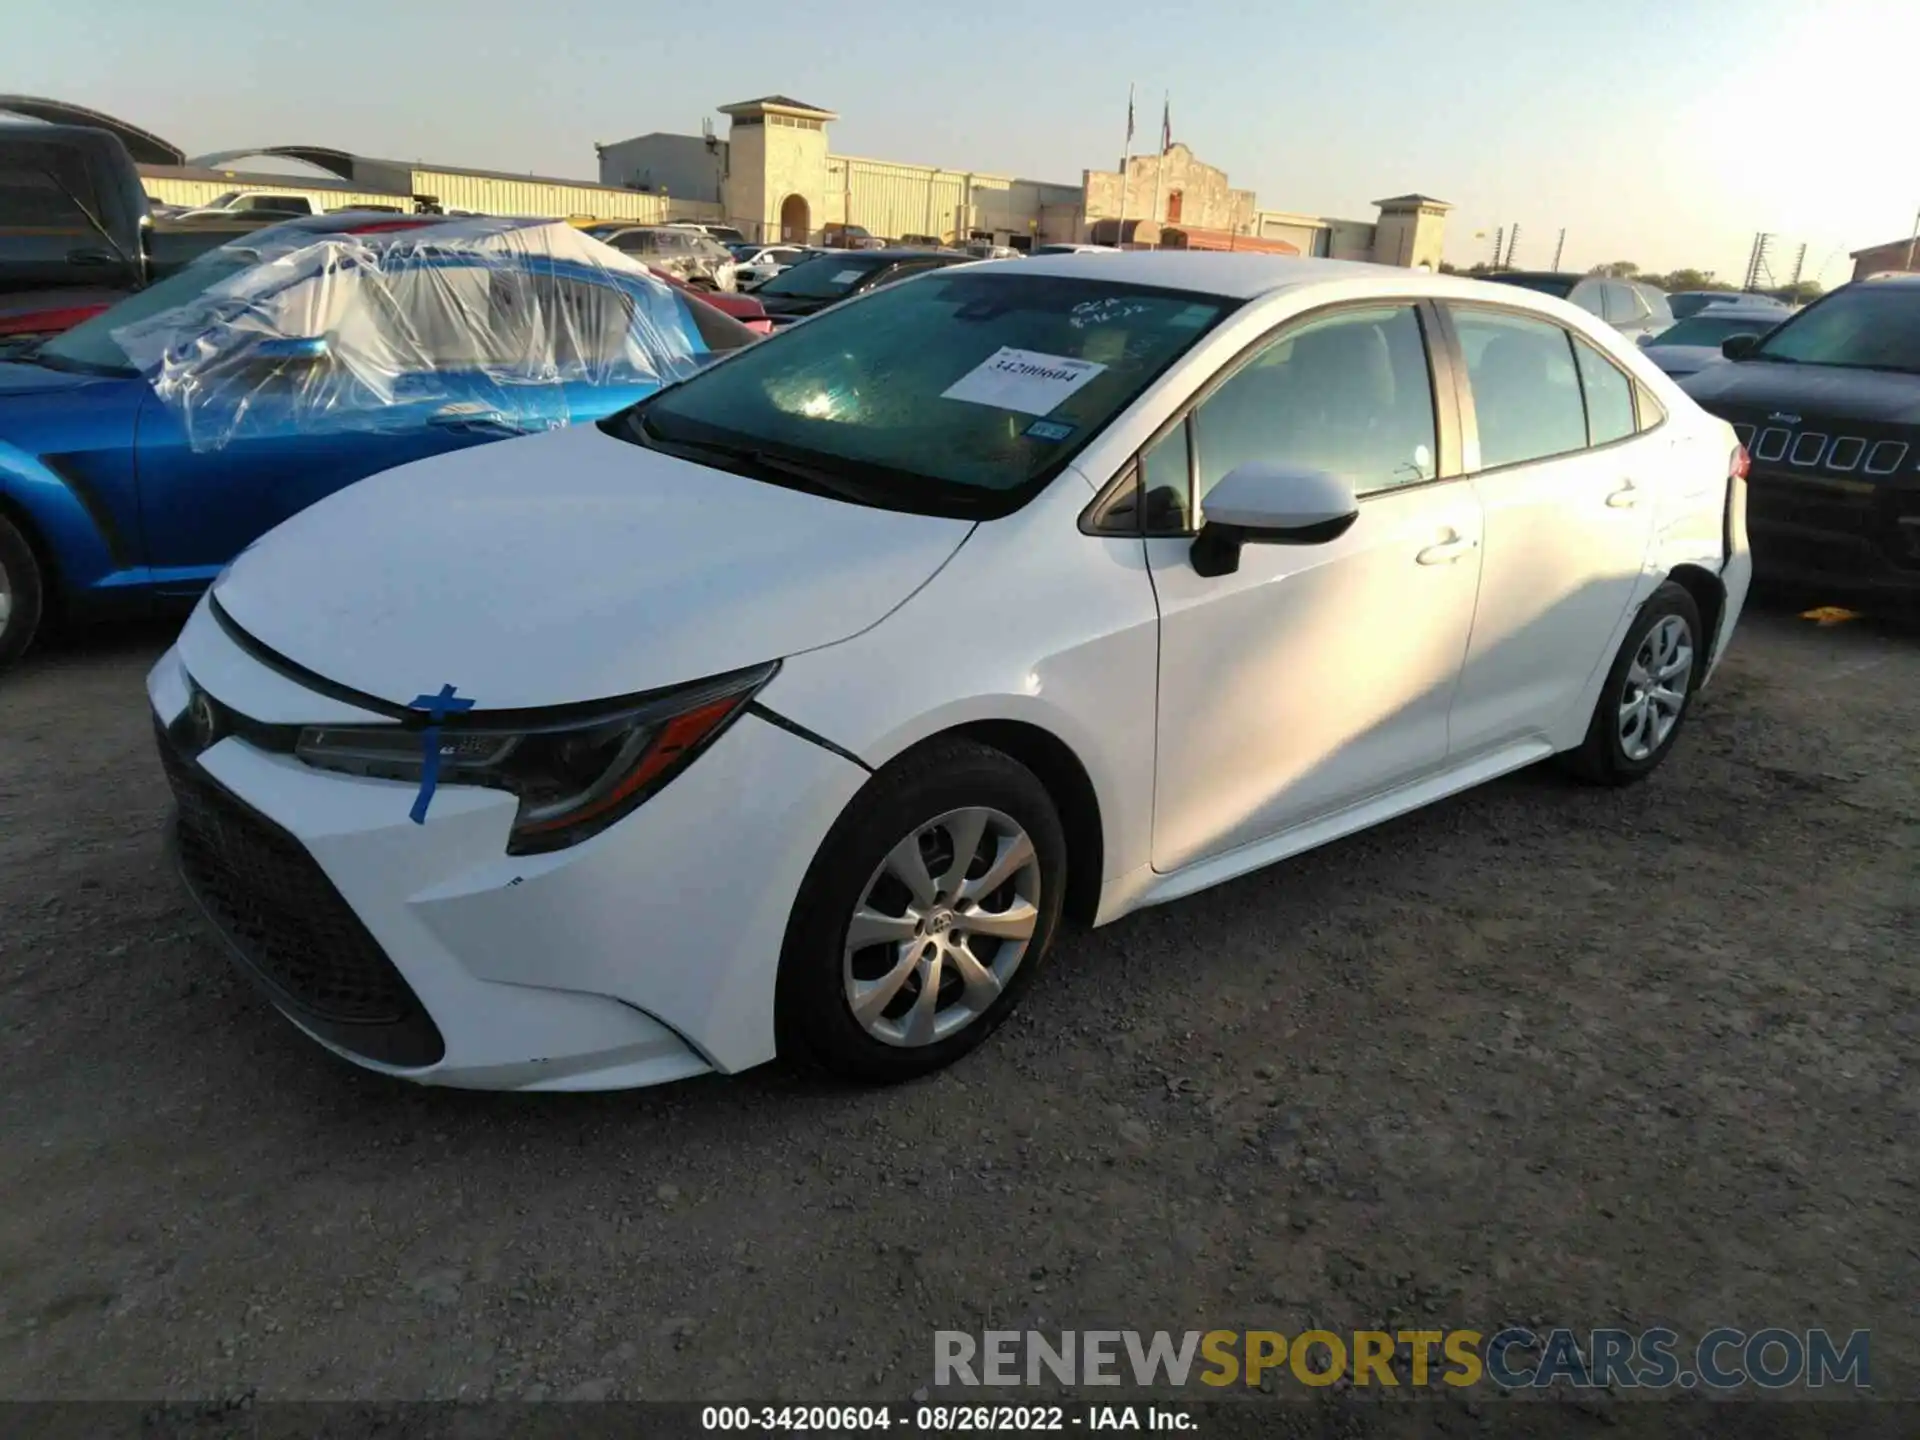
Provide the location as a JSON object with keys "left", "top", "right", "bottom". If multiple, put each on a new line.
{"left": 147, "top": 607, "right": 868, "bottom": 1090}
{"left": 1744, "top": 469, "right": 1920, "bottom": 600}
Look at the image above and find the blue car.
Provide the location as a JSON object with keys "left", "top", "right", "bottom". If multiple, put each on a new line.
{"left": 0, "top": 213, "right": 757, "bottom": 668}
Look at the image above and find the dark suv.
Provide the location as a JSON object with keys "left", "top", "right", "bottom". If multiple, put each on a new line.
{"left": 1681, "top": 275, "right": 1920, "bottom": 603}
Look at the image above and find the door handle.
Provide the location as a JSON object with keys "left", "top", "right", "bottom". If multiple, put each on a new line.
{"left": 66, "top": 248, "right": 116, "bottom": 266}
{"left": 1416, "top": 535, "right": 1477, "bottom": 565}
{"left": 1606, "top": 480, "right": 1640, "bottom": 508}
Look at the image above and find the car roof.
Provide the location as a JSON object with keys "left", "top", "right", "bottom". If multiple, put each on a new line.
{"left": 806, "top": 246, "right": 965, "bottom": 262}
{"left": 996, "top": 252, "right": 1516, "bottom": 300}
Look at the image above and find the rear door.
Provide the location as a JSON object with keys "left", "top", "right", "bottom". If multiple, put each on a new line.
{"left": 1439, "top": 304, "right": 1656, "bottom": 756}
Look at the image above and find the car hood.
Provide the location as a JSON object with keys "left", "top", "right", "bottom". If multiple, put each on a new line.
{"left": 1643, "top": 344, "right": 1724, "bottom": 376}
{"left": 0, "top": 359, "right": 119, "bottom": 399}
{"left": 1681, "top": 361, "right": 1920, "bottom": 425}
{"left": 755, "top": 292, "right": 835, "bottom": 317}
{"left": 211, "top": 420, "right": 975, "bottom": 710}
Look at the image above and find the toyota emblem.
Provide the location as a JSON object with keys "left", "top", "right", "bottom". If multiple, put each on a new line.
{"left": 186, "top": 690, "right": 221, "bottom": 752}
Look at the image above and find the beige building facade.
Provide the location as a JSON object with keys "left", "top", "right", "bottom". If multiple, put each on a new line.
{"left": 598, "top": 96, "right": 1450, "bottom": 264}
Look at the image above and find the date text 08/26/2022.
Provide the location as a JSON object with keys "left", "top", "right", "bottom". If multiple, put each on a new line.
{"left": 701, "top": 1406, "right": 1189, "bottom": 1432}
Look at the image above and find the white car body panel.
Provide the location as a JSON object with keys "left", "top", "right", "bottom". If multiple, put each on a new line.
{"left": 147, "top": 256, "right": 1753, "bottom": 1090}
{"left": 209, "top": 421, "right": 973, "bottom": 708}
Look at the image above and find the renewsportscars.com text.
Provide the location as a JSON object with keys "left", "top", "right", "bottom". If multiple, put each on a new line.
{"left": 934, "top": 1327, "right": 1871, "bottom": 1391}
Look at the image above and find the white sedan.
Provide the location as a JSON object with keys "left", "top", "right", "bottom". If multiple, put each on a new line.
{"left": 729, "top": 245, "right": 815, "bottom": 290}
{"left": 148, "top": 255, "right": 1752, "bottom": 1091}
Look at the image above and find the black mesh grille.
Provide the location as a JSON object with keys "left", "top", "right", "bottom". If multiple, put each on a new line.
{"left": 157, "top": 718, "right": 445, "bottom": 1068}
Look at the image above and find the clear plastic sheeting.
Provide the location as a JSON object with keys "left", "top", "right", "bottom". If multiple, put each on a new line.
{"left": 113, "top": 217, "right": 709, "bottom": 451}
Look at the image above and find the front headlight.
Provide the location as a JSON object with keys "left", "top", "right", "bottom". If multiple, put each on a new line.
{"left": 293, "top": 663, "right": 776, "bottom": 854}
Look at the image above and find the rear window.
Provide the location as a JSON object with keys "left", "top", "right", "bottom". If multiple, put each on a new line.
{"left": 1483, "top": 274, "right": 1577, "bottom": 299}
{"left": 0, "top": 142, "right": 95, "bottom": 227}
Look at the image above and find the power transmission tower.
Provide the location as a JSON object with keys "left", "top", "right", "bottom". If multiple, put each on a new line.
{"left": 1789, "top": 243, "right": 1807, "bottom": 287}
{"left": 1744, "top": 232, "right": 1776, "bottom": 292}
{"left": 1504, "top": 224, "right": 1522, "bottom": 268}
{"left": 1491, "top": 226, "right": 1505, "bottom": 270}
{"left": 1551, "top": 228, "right": 1566, "bottom": 270}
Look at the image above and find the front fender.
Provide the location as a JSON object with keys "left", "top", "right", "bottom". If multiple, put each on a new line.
{"left": 758, "top": 481, "right": 1161, "bottom": 891}
{"left": 0, "top": 441, "right": 129, "bottom": 597}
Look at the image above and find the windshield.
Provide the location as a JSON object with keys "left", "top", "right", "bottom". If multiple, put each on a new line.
{"left": 1482, "top": 274, "right": 1578, "bottom": 299}
{"left": 754, "top": 253, "right": 886, "bottom": 300}
{"left": 1752, "top": 285, "right": 1920, "bottom": 373}
{"left": 1650, "top": 314, "right": 1779, "bottom": 348}
{"left": 617, "top": 271, "right": 1234, "bottom": 517}
{"left": 35, "top": 248, "right": 261, "bottom": 374}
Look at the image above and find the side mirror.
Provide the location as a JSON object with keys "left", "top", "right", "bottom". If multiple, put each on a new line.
{"left": 1636, "top": 333, "right": 1654, "bottom": 347}
{"left": 1190, "top": 462, "right": 1359, "bottom": 578}
{"left": 1721, "top": 333, "right": 1760, "bottom": 360}
{"left": 249, "top": 335, "right": 331, "bottom": 367}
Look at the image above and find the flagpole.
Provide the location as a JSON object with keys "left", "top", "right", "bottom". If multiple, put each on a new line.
{"left": 1116, "top": 81, "right": 1135, "bottom": 248}
{"left": 1151, "top": 91, "right": 1167, "bottom": 234}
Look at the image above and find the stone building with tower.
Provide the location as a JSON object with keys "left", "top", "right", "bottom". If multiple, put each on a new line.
{"left": 596, "top": 96, "right": 1450, "bottom": 264}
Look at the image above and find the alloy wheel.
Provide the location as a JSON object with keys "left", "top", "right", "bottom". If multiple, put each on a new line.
{"left": 1618, "top": 614, "right": 1694, "bottom": 761}
{"left": 842, "top": 806, "right": 1042, "bottom": 1048}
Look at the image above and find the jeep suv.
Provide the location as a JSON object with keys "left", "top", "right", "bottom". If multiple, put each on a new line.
{"left": 1681, "top": 274, "right": 1920, "bottom": 603}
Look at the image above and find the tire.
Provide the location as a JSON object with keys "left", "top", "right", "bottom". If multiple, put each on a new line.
{"left": 0, "top": 512, "right": 45, "bottom": 673}
{"left": 776, "top": 737, "right": 1068, "bottom": 1084}
{"left": 1562, "top": 580, "right": 1705, "bottom": 786}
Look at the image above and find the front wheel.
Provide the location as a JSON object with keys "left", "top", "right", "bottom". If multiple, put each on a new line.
{"left": 0, "top": 513, "right": 45, "bottom": 672}
{"left": 1562, "top": 581, "right": 1704, "bottom": 786}
{"left": 776, "top": 738, "right": 1068, "bottom": 1083}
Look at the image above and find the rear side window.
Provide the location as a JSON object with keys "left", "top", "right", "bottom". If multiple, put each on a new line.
{"left": 0, "top": 142, "right": 94, "bottom": 227}
{"left": 1569, "top": 282, "right": 1608, "bottom": 319}
{"left": 1192, "top": 303, "right": 1437, "bottom": 509}
{"left": 1574, "top": 339, "right": 1635, "bottom": 445}
{"left": 1450, "top": 306, "right": 1586, "bottom": 470}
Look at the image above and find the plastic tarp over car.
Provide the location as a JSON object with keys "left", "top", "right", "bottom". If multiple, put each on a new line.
{"left": 112, "top": 216, "right": 709, "bottom": 451}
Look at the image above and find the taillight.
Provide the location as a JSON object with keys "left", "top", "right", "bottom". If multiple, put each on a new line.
{"left": 1730, "top": 444, "right": 1750, "bottom": 481}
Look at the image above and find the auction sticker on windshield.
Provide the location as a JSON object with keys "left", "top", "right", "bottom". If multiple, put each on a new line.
{"left": 941, "top": 347, "right": 1108, "bottom": 416}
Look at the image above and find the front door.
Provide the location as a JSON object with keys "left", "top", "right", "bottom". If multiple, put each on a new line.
{"left": 1440, "top": 305, "right": 1656, "bottom": 756}
{"left": 1146, "top": 302, "right": 1483, "bottom": 873}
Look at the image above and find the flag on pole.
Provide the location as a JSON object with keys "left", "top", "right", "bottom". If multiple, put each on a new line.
{"left": 1161, "top": 95, "right": 1171, "bottom": 153}
{"left": 1126, "top": 84, "right": 1136, "bottom": 144}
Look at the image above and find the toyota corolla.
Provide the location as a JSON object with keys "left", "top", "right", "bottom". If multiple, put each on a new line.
{"left": 147, "top": 254, "right": 1752, "bottom": 1091}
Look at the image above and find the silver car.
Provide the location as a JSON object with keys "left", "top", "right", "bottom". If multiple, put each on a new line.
{"left": 1482, "top": 272, "right": 1674, "bottom": 343}
{"left": 1639, "top": 302, "right": 1787, "bottom": 378}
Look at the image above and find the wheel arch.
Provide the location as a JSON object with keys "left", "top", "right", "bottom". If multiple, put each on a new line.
{"left": 0, "top": 487, "right": 60, "bottom": 614}
{"left": 903, "top": 718, "right": 1106, "bottom": 927}
{"left": 1663, "top": 562, "right": 1724, "bottom": 664}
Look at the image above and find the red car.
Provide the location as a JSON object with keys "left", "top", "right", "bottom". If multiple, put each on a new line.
{"left": 649, "top": 268, "right": 773, "bottom": 335}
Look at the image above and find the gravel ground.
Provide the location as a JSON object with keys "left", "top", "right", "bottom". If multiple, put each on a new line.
{"left": 0, "top": 599, "right": 1914, "bottom": 1409}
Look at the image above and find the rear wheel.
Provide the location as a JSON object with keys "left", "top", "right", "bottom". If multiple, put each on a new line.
{"left": 0, "top": 513, "right": 45, "bottom": 672}
{"left": 1562, "top": 581, "right": 1704, "bottom": 786}
{"left": 776, "top": 738, "right": 1067, "bottom": 1083}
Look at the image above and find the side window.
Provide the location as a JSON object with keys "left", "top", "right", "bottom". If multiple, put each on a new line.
{"left": 1574, "top": 339, "right": 1635, "bottom": 445}
{"left": 1140, "top": 420, "right": 1193, "bottom": 531}
{"left": 1449, "top": 306, "right": 1586, "bottom": 469}
{"left": 1191, "top": 304, "right": 1437, "bottom": 512}
{"left": 1570, "top": 282, "right": 1608, "bottom": 319}
{"left": 1636, "top": 383, "right": 1667, "bottom": 432}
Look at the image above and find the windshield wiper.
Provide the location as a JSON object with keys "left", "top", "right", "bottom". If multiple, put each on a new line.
{"left": 635, "top": 421, "right": 890, "bottom": 506}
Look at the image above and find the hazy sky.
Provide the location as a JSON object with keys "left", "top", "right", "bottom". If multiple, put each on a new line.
{"left": 11, "top": 0, "right": 1914, "bottom": 285}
